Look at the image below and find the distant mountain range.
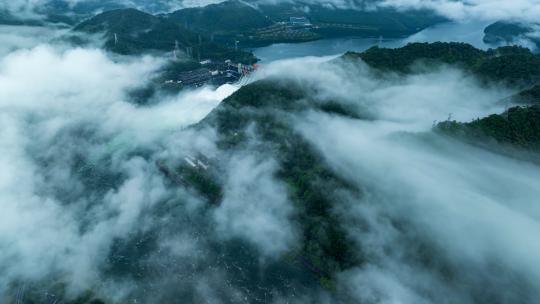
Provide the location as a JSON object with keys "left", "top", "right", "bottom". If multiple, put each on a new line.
{"left": 484, "top": 21, "right": 540, "bottom": 50}
{"left": 69, "top": 0, "right": 446, "bottom": 60}
{"left": 166, "top": 0, "right": 444, "bottom": 37}
{"left": 73, "top": 7, "right": 257, "bottom": 63}
{"left": 346, "top": 42, "right": 540, "bottom": 86}
{"left": 3, "top": 0, "right": 445, "bottom": 41}
{"left": 166, "top": 0, "right": 274, "bottom": 33}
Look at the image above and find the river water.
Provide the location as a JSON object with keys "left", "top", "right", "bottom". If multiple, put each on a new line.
{"left": 252, "top": 21, "right": 493, "bottom": 63}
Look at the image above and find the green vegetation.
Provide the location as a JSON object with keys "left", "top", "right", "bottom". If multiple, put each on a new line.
{"left": 70, "top": 0, "right": 446, "bottom": 53}
{"left": 74, "top": 8, "right": 257, "bottom": 63}
{"left": 241, "top": 24, "right": 321, "bottom": 47}
{"left": 167, "top": 0, "right": 273, "bottom": 34}
{"left": 483, "top": 21, "right": 539, "bottom": 48}
{"left": 179, "top": 165, "right": 223, "bottom": 205}
{"left": 257, "top": 2, "right": 444, "bottom": 38}
{"left": 343, "top": 42, "right": 540, "bottom": 150}
{"left": 128, "top": 57, "right": 261, "bottom": 104}
{"left": 163, "top": 0, "right": 444, "bottom": 47}
{"left": 186, "top": 50, "right": 540, "bottom": 287}
{"left": 436, "top": 106, "right": 540, "bottom": 150}
{"left": 345, "top": 42, "right": 540, "bottom": 86}
{"left": 193, "top": 80, "right": 363, "bottom": 284}
{"left": 9, "top": 30, "right": 540, "bottom": 301}
{"left": 347, "top": 42, "right": 484, "bottom": 71}
{"left": 167, "top": 0, "right": 320, "bottom": 47}
{"left": 74, "top": 8, "right": 195, "bottom": 54}
{"left": 518, "top": 84, "right": 540, "bottom": 104}
{"left": 309, "top": 7, "right": 443, "bottom": 38}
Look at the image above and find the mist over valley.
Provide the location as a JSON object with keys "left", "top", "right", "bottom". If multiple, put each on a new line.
{"left": 1, "top": 1, "right": 540, "bottom": 303}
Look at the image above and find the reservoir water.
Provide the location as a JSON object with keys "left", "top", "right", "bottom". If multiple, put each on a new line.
{"left": 252, "top": 21, "right": 493, "bottom": 63}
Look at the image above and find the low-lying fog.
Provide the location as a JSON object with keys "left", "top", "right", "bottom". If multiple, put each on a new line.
{"left": 1, "top": 24, "right": 539, "bottom": 303}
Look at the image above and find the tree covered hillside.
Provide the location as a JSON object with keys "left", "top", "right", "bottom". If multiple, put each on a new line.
{"left": 342, "top": 42, "right": 540, "bottom": 150}
{"left": 483, "top": 21, "right": 540, "bottom": 50}
{"left": 484, "top": 21, "right": 533, "bottom": 43}
{"left": 256, "top": 1, "right": 445, "bottom": 37}
{"left": 167, "top": 0, "right": 273, "bottom": 34}
{"left": 74, "top": 8, "right": 256, "bottom": 63}
{"left": 163, "top": 0, "right": 445, "bottom": 46}
{"left": 517, "top": 84, "right": 540, "bottom": 104}
{"left": 152, "top": 45, "right": 540, "bottom": 301}
{"left": 3, "top": 36, "right": 540, "bottom": 303}
{"left": 437, "top": 106, "right": 540, "bottom": 151}
{"left": 345, "top": 42, "right": 540, "bottom": 86}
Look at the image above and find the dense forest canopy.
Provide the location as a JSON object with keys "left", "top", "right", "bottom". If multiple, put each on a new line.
{"left": 346, "top": 42, "right": 540, "bottom": 86}
{"left": 483, "top": 20, "right": 540, "bottom": 50}
{"left": 73, "top": 7, "right": 257, "bottom": 62}
{"left": 166, "top": 0, "right": 273, "bottom": 33}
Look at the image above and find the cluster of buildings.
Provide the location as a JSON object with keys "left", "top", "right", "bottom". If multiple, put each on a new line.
{"left": 249, "top": 17, "right": 318, "bottom": 43}
{"left": 183, "top": 154, "right": 209, "bottom": 170}
{"left": 165, "top": 60, "right": 257, "bottom": 88}
{"left": 289, "top": 17, "right": 311, "bottom": 26}
{"left": 156, "top": 153, "right": 211, "bottom": 186}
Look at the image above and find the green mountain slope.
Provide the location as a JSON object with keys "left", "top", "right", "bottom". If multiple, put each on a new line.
{"left": 345, "top": 42, "right": 540, "bottom": 86}
{"left": 7, "top": 39, "right": 540, "bottom": 303}
{"left": 518, "top": 84, "right": 540, "bottom": 104}
{"left": 257, "top": 1, "right": 445, "bottom": 37}
{"left": 164, "top": 49, "right": 540, "bottom": 300}
{"left": 437, "top": 106, "right": 540, "bottom": 151}
{"left": 171, "top": 80, "right": 364, "bottom": 290}
{"left": 343, "top": 42, "right": 540, "bottom": 151}
{"left": 167, "top": 0, "right": 273, "bottom": 34}
{"left": 74, "top": 8, "right": 256, "bottom": 63}
{"left": 483, "top": 21, "right": 540, "bottom": 49}
{"left": 74, "top": 8, "right": 195, "bottom": 54}
{"left": 162, "top": 0, "right": 444, "bottom": 47}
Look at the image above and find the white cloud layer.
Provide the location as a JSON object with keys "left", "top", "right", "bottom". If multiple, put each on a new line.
{"left": 263, "top": 56, "right": 540, "bottom": 303}
{"left": 1, "top": 7, "right": 540, "bottom": 302}
{"left": 0, "top": 42, "right": 239, "bottom": 297}
{"left": 379, "top": 0, "right": 540, "bottom": 22}
{"left": 214, "top": 155, "right": 297, "bottom": 256}
{"left": 2, "top": 0, "right": 540, "bottom": 24}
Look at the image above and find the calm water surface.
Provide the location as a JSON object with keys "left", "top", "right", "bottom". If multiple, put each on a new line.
{"left": 252, "top": 21, "right": 493, "bottom": 63}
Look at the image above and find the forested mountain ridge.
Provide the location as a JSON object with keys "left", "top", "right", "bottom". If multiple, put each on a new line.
{"left": 437, "top": 106, "right": 540, "bottom": 151}
{"left": 73, "top": 8, "right": 257, "bottom": 62}
{"left": 161, "top": 0, "right": 445, "bottom": 47}
{"left": 166, "top": 0, "right": 273, "bottom": 34}
{"left": 517, "top": 84, "right": 540, "bottom": 104}
{"left": 344, "top": 42, "right": 540, "bottom": 86}
{"left": 4, "top": 26, "right": 540, "bottom": 301}
{"left": 192, "top": 80, "right": 361, "bottom": 282}
{"left": 341, "top": 42, "right": 540, "bottom": 151}
{"left": 254, "top": 1, "right": 445, "bottom": 37}
{"left": 150, "top": 42, "right": 540, "bottom": 302}
{"left": 483, "top": 20, "right": 540, "bottom": 50}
